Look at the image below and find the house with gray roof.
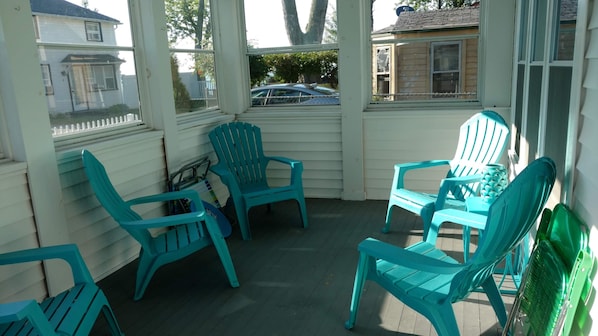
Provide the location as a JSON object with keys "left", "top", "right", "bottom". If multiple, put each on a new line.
{"left": 371, "top": 2, "right": 576, "bottom": 101}
{"left": 31, "top": 0, "right": 127, "bottom": 114}
{"left": 371, "top": 5, "right": 480, "bottom": 101}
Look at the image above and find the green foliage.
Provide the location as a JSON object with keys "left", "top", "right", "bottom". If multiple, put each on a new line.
{"left": 165, "top": 0, "right": 211, "bottom": 48}
{"left": 249, "top": 55, "right": 270, "bottom": 87}
{"left": 260, "top": 51, "right": 338, "bottom": 87}
{"left": 165, "top": 0, "right": 214, "bottom": 80}
{"left": 402, "top": 0, "right": 472, "bottom": 10}
{"left": 324, "top": 5, "right": 337, "bottom": 43}
{"left": 170, "top": 56, "right": 191, "bottom": 112}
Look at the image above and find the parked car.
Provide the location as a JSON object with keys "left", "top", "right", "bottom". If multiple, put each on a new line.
{"left": 251, "top": 83, "right": 340, "bottom": 106}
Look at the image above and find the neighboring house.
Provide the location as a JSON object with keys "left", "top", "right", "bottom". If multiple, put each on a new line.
{"left": 31, "top": 0, "right": 125, "bottom": 114}
{"left": 371, "top": 5, "right": 480, "bottom": 101}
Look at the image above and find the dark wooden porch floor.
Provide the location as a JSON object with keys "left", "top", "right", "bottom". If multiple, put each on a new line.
{"left": 91, "top": 199, "right": 514, "bottom": 336}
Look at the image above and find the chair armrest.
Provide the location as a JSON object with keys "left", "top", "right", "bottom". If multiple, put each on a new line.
{"left": 0, "top": 300, "right": 56, "bottom": 333}
{"left": 0, "top": 300, "right": 38, "bottom": 323}
{"left": 126, "top": 189, "right": 201, "bottom": 207}
{"left": 120, "top": 211, "right": 208, "bottom": 229}
{"left": 210, "top": 164, "right": 243, "bottom": 195}
{"left": 435, "top": 174, "right": 483, "bottom": 209}
{"left": 394, "top": 160, "right": 451, "bottom": 189}
{"left": 431, "top": 209, "right": 487, "bottom": 231}
{"left": 267, "top": 156, "right": 303, "bottom": 168}
{"left": 266, "top": 156, "right": 304, "bottom": 185}
{"left": 0, "top": 244, "right": 93, "bottom": 284}
{"left": 358, "top": 238, "right": 464, "bottom": 274}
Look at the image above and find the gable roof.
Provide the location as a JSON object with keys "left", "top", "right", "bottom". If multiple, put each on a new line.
{"left": 374, "top": 0, "right": 577, "bottom": 35}
{"left": 374, "top": 6, "right": 479, "bottom": 34}
{"left": 30, "top": 0, "right": 120, "bottom": 24}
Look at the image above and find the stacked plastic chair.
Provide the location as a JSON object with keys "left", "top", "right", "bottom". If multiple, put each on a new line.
{"left": 503, "top": 203, "right": 596, "bottom": 336}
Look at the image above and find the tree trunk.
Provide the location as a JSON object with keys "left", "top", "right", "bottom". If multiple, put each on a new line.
{"left": 196, "top": 0, "right": 205, "bottom": 49}
{"left": 282, "top": 0, "right": 328, "bottom": 45}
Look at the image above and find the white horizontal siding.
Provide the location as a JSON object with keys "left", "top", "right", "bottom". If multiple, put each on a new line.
{"left": 363, "top": 109, "right": 501, "bottom": 199}
{"left": 0, "top": 162, "right": 47, "bottom": 303}
{"left": 237, "top": 113, "right": 343, "bottom": 199}
{"left": 57, "top": 131, "right": 168, "bottom": 281}
{"left": 573, "top": 0, "right": 598, "bottom": 330}
{"left": 176, "top": 113, "right": 236, "bottom": 205}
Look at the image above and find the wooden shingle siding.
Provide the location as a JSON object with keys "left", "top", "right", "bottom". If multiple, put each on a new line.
{"left": 464, "top": 38, "right": 478, "bottom": 93}
{"left": 0, "top": 162, "right": 46, "bottom": 303}
{"left": 397, "top": 42, "right": 430, "bottom": 98}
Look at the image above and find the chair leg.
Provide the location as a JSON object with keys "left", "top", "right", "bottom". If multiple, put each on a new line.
{"left": 100, "top": 305, "right": 125, "bottom": 336}
{"left": 204, "top": 216, "right": 240, "bottom": 288}
{"left": 134, "top": 250, "right": 159, "bottom": 301}
{"left": 239, "top": 208, "right": 252, "bottom": 240}
{"left": 420, "top": 203, "right": 435, "bottom": 240}
{"left": 297, "top": 197, "right": 308, "bottom": 228}
{"left": 345, "top": 253, "right": 370, "bottom": 330}
{"left": 425, "top": 302, "right": 461, "bottom": 336}
{"left": 481, "top": 276, "right": 507, "bottom": 327}
{"left": 383, "top": 203, "right": 394, "bottom": 233}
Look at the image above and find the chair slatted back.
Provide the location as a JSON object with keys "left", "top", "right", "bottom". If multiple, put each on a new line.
{"left": 448, "top": 110, "right": 510, "bottom": 200}
{"left": 209, "top": 122, "right": 269, "bottom": 191}
{"left": 450, "top": 157, "right": 556, "bottom": 300}
{"left": 81, "top": 150, "right": 151, "bottom": 245}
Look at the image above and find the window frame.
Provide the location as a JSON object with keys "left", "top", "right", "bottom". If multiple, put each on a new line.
{"left": 33, "top": 15, "right": 40, "bottom": 40}
{"left": 31, "top": 1, "right": 147, "bottom": 144}
{"left": 88, "top": 64, "right": 118, "bottom": 91}
{"left": 243, "top": 0, "right": 340, "bottom": 109}
{"left": 369, "top": 5, "right": 482, "bottom": 107}
{"left": 85, "top": 21, "right": 103, "bottom": 42}
{"left": 430, "top": 41, "right": 462, "bottom": 98}
{"left": 40, "top": 64, "right": 54, "bottom": 95}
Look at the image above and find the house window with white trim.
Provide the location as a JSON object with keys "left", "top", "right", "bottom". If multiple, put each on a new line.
{"left": 40, "top": 64, "right": 54, "bottom": 95}
{"left": 166, "top": 0, "right": 218, "bottom": 114}
{"left": 431, "top": 42, "right": 461, "bottom": 98}
{"left": 33, "top": 15, "right": 40, "bottom": 40}
{"left": 85, "top": 21, "right": 102, "bottom": 42}
{"left": 89, "top": 64, "right": 117, "bottom": 91}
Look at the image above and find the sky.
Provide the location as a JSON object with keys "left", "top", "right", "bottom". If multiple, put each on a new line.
{"left": 64, "top": 0, "right": 399, "bottom": 73}
{"left": 245, "top": 0, "right": 399, "bottom": 48}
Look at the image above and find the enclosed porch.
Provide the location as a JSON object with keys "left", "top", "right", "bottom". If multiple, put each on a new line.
{"left": 91, "top": 199, "right": 515, "bottom": 336}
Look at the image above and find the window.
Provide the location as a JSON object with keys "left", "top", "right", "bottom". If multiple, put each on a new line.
{"left": 166, "top": 0, "right": 218, "bottom": 114}
{"left": 371, "top": 1, "right": 480, "bottom": 103}
{"left": 33, "top": 15, "right": 40, "bottom": 40}
{"left": 431, "top": 42, "right": 461, "bottom": 98}
{"left": 40, "top": 64, "right": 54, "bottom": 95}
{"left": 85, "top": 21, "right": 102, "bottom": 42}
{"left": 33, "top": 0, "right": 141, "bottom": 138}
{"left": 89, "top": 64, "right": 117, "bottom": 91}
{"left": 375, "top": 46, "right": 391, "bottom": 98}
{"left": 244, "top": 0, "right": 339, "bottom": 107}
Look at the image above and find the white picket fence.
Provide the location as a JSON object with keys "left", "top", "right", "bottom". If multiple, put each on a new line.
{"left": 52, "top": 113, "right": 140, "bottom": 137}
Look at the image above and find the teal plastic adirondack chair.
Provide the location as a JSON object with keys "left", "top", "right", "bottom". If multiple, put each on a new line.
{"left": 384, "top": 110, "right": 509, "bottom": 239}
{"left": 209, "top": 122, "right": 308, "bottom": 240}
{"left": 0, "top": 244, "right": 123, "bottom": 335}
{"left": 81, "top": 150, "right": 239, "bottom": 301}
{"left": 345, "top": 157, "right": 556, "bottom": 336}
{"left": 503, "top": 203, "right": 596, "bottom": 336}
